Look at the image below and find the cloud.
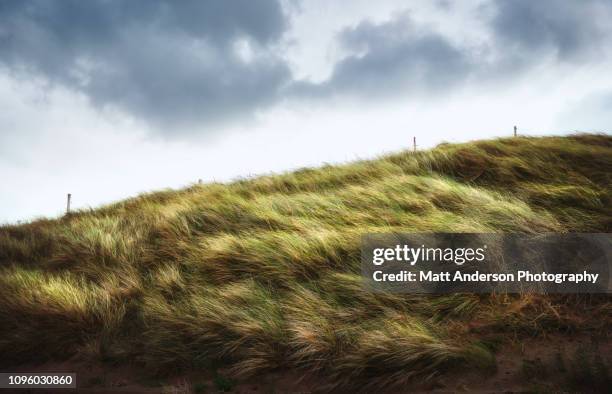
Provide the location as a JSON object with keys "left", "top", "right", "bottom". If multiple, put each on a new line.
{"left": 1, "top": 0, "right": 612, "bottom": 136}
{"left": 490, "top": 0, "right": 612, "bottom": 62}
{"left": 0, "top": 0, "right": 291, "bottom": 133}
{"left": 292, "top": 0, "right": 612, "bottom": 100}
{"left": 291, "top": 14, "right": 474, "bottom": 98}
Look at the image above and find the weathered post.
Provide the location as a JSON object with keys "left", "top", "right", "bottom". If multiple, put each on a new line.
{"left": 514, "top": 125, "right": 517, "bottom": 137}
{"left": 66, "top": 193, "right": 71, "bottom": 214}
{"left": 413, "top": 136, "right": 417, "bottom": 153}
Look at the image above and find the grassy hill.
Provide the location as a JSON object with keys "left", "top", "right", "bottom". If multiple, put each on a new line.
{"left": 0, "top": 134, "right": 611, "bottom": 391}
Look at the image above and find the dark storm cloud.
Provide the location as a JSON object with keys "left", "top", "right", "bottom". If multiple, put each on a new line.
{"left": 0, "top": 0, "right": 290, "bottom": 132}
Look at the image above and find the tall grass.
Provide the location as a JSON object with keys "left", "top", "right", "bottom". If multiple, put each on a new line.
{"left": 0, "top": 134, "right": 610, "bottom": 389}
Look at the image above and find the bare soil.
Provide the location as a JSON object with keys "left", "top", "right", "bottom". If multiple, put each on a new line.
{"left": 2, "top": 334, "right": 609, "bottom": 393}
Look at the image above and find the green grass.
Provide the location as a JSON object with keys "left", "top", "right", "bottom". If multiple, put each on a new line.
{"left": 0, "top": 134, "right": 610, "bottom": 389}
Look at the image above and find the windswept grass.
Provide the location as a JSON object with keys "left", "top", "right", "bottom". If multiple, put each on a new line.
{"left": 0, "top": 134, "right": 610, "bottom": 389}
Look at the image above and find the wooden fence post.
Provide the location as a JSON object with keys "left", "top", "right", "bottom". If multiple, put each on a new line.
{"left": 514, "top": 125, "right": 517, "bottom": 137}
{"left": 413, "top": 136, "right": 417, "bottom": 153}
{"left": 66, "top": 193, "right": 71, "bottom": 214}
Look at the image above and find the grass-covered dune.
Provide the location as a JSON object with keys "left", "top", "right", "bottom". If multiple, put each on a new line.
{"left": 0, "top": 134, "right": 611, "bottom": 390}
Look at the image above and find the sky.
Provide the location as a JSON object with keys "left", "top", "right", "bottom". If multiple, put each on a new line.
{"left": 1, "top": 0, "right": 612, "bottom": 223}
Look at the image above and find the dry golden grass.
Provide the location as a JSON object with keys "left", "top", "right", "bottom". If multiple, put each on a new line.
{"left": 0, "top": 134, "right": 610, "bottom": 389}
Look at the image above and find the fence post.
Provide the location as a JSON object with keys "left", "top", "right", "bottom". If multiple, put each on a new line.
{"left": 514, "top": 125, "right": 517, "bottom": 137}
{"left": 66, "top": 193, "right": 71, "bottom": 214}
{"left": 413, "top": 136, "right": 417, "bottom": 153}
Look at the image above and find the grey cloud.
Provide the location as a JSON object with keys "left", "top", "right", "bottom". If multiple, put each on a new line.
{"left": 294, "top": 0, "right": 612, "bottom": 100}
{"left": 0, "top": 0, "right": 291, "bottom": 133}
{"left": 291, "top": 14, "right": 474, "bottom": 99}
{"left": 1, "top": 0, "right": 612, "bottom": 133}
{"left": 491, "top": 0, "right": 612, "bottom": 61}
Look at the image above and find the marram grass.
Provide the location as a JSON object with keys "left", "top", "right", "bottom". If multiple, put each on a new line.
{"left": 0, "top": 134, "right": 610, "bottom": 389}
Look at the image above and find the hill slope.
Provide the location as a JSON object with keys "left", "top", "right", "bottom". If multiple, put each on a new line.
{"left": 0, "top": 134, "right": 611, "bottom": 390}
